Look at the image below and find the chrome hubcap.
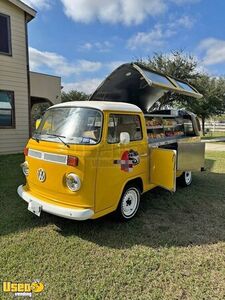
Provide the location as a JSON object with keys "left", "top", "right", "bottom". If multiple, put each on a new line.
{"left": 121, "top": 189, "right": 138, "bottom": 217}
{"left": 185, "top": 171, "right": 192, "bottom": 184}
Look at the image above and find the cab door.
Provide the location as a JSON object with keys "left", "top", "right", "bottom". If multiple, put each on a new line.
{"left": 150, "top": 148, "right": 176, "bottom": 192}
{"left": 95, "top": 112, "right": 148, "bottom": 213}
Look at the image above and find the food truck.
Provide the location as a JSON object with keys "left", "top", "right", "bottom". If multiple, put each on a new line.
{"left": 17, "top": 63, "right": 205, "bottom": 221}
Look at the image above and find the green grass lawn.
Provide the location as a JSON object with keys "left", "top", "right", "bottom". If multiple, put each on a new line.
{"left": 1, "top": 152, "right": 225, "bottom": 299}
{"left": 201, "top": 131, "right": 225, "bottom": 140}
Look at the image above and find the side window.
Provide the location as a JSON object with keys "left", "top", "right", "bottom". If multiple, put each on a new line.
{"left": 0, "top": 13, "right": 12, "bottom": 55}
{"left": 0, "top": 90, "right": 15, "bottom": 128}
{"left": 107, "top": 114, "right": 142, "bottom": 144}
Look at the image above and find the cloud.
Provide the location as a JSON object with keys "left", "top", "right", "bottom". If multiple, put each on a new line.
{"left": 198, "top": 38, "right": 225, "bottom": 65}
{"left": 60, "top": 0, "right": 201, "bottom": 25}
{"left": 62, "top": 61, "right": 128, "bottom": 94}
{"left": 127, "top": 24, "right": 176, "bottom": 50}
{"left": 81, "top": 43, "right": 93, "bottom": 51}
{"left": 29, "top": 47, "right": 125, "bottom": 93}
{"left": 172, "top": 0, "right": 201, "bottom": 5}
{"left": 169, "top": 15, "right": 195, "bottom": 29}
{"left": 60, "top": 0, "right": 167, "bottom": 25}
{"left": 63, "top": 78, "right": 103, "bottom": 94}
{"left": 171, "top": 0, "right": 200, "bottom": 4}
{"left": 29, "top": 47, "right": 102, "bottom": 77}
{"left": 127, "top": 15, "right": 194, "bottom": 50}
{"left": 80, "top": 41, "right": 113, "bottom": 53}
{"left": 21, "top": 0, "right": 51, "bottom": 9}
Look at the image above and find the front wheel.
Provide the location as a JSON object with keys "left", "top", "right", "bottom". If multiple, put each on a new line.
{"left": 177, "top": 171, "right": 192, "bottom": 187}
{"left": 115, "top": 186, "right": 141, "bottom": 221}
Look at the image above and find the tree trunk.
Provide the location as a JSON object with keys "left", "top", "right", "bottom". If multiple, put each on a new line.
{"left": 201, "top": 117, "right": 205, "bottom": 136}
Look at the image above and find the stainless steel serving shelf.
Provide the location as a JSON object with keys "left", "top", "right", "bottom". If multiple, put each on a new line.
{"left": 148, "top": 135, "right": 185, "bottom": 147}
{"left": 145, "top": 114, "right": 179, "bottom": 118}
{"left": 146, "top": 126, "right": 164, "bottom": 129}
{"left": 146, "top": 124, "right": 183, "bottom": 130}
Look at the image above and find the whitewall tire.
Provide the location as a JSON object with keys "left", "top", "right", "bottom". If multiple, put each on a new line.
{"left": 178, "top": 171, "right": 192, "bottom": 187}
{"left": 116, "top": 186, "right": 140, "bottom": 221}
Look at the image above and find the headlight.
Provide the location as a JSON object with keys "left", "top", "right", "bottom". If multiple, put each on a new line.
{"left": 66, "top": 173, "right": 81, "bottom": 192}
{"left": 21, "top": 161, "right": 29, "bottom": 176}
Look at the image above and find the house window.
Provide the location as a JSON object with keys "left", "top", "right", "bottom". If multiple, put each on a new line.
{"left": 0, "top": 91, "right": 15, "bottom": 128}
{"left": 0, "top": 13, "right": 12, "bottom": 55}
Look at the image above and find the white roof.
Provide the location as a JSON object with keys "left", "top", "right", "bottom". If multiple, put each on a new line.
{"left": 52, "top": 101, "right": 142, "bottom": 113}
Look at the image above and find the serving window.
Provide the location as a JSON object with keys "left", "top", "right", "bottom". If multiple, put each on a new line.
{"left": 145, "top": 112, "right": 196, "bottom": 144}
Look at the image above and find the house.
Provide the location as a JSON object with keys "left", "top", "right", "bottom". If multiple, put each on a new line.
{"left": 0, "top": 0, "right": 61, "bottom": 154}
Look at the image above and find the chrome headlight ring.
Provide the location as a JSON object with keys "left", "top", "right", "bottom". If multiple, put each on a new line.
{"left": 21, "top": 161, "right": 29, "bottom": 176}
{"left": 66, "top": 173, "right": 81, "bottom": 192}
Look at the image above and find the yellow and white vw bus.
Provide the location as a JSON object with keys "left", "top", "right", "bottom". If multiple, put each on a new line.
{"left": 18, "top": 64, "right": 205, "bottom": 221}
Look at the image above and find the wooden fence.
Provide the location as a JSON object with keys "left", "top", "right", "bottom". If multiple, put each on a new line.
{"left": 205, "top": 123, "right": 225, "bottom": 132}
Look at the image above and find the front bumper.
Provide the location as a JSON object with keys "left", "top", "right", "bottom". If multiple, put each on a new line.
{"left": 17, "top": 185, "right": 94, "bottom": 221}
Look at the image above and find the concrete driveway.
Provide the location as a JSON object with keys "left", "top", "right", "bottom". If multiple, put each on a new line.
{"left": 203, "top": 137, "right": 225, "bottom": 151}
{"left": 205, "top": 143, "right": 225, "bottom": 151}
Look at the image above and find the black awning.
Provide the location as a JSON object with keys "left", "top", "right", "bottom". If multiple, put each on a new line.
{"left": 89, "top": 63, "right": 202, "bottom": 112}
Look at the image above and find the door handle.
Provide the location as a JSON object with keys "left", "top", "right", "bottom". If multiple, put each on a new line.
{"left": 140, "top": 153, "right": 148, "bottom": 157}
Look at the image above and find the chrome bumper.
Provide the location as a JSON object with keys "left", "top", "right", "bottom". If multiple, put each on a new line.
{"left": 17, "top": 185, "right": 94, "bottom": 221}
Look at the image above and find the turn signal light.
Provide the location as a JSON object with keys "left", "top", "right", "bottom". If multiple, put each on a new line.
{"left": 67, "top": 156, "right": 78, "bottom": 167}
{"left": 24, "top": 147, "right": 29, "bottom": 156}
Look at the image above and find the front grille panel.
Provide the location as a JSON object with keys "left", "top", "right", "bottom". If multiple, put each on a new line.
{"left": 29, "top": 149, "right": 42, "bottom": 159}
{"left": 28, "top": 149, "right": 67, "bottom": 165}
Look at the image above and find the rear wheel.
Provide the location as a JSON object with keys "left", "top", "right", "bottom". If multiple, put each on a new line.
{"left": 115, "top": 186, "right": 140, "bottom": 221}
{"left": 177, "top": 171, "right": 192, "bottom": 187}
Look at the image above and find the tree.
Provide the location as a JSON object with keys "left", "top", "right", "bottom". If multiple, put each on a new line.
{"left": 182, "top": 75, "right": 225, "bottom": 134}
{"left": 137, "top": 51, "right": 225, "bottom": 134}
{"left": 61, "top": 90, "right": 89, "bottom": 102}
{"left": 137, "top": 50, "right": 199, "bottom": 80}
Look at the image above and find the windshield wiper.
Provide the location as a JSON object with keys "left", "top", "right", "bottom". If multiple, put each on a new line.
{"left": 32, "top": 131, "right": 40, "bottom": 143}
{"left": 46, "top": 133, "right": 70, "bottom": 148}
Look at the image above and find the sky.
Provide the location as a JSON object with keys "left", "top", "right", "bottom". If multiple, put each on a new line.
{"left": 22, "top": 0, "right": 225, "bottom": 94}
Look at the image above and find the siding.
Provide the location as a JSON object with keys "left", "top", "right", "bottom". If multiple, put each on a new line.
{"left": 30, "top": 72, "right": 61, "bottom": 104}
{"left": 0, "top": 0, "right": 29, "bottom": 154}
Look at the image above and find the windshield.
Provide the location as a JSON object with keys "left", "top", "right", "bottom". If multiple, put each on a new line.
{"left": 33, "top": 107, "right": 103, "bottom": 145}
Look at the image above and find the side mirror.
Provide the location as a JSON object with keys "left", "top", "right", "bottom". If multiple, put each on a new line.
{"left": 35, "top": 119, "right": 41, "bottom": 130}
{"left": 120, "top": 132, "right": 130, "bottom": 145}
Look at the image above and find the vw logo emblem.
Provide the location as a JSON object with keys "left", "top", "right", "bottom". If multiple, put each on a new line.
{"left": 37, "top": 168, "right": 46, "bottom": 182}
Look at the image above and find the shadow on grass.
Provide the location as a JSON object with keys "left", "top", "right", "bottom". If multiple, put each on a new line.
{"left": 1, "top": 155, "right": 225, "bottom": 249}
